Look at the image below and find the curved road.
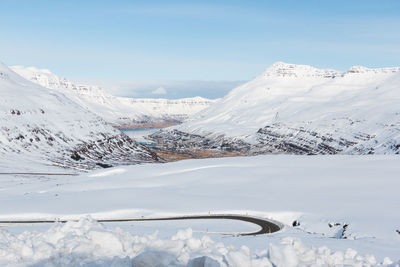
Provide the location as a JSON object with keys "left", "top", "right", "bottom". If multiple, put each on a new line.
{"left": 0, "top": 173, "right": 78, "bottom": 176}
{"left": 0, "top": 214, "right": 283, "bottom": 236}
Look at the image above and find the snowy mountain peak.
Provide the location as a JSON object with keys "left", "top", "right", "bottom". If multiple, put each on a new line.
{"left": 0, "top": 62, "right": 159, "bottom": 169}
{"left": 167, "top": 61, "right": 400, "bottom": 155}
{"left": 0, "top": 61, "right": 8, "bottom": 70}
{"left": 13, "top": 66, "right": 53, "bottom": 74}
{"left": 0, "top": 63, "right": 10, "bottom": 80}
{"left": 11, "top": 65, "right": 215, "bottom": 128}
{"left": 262, "top": 62, "right": 340, "bottom": 79}
{"left": 10, "top": 65, "right": 106, "bottom": 96}
{"left": 1, "top": 62, "right": 35, "bottom": 85}
{"left": 346, "top": 65, "right": 400, "bottom": 75}
{"left": 0, "top": 61, "right": 16, "bottom": 78}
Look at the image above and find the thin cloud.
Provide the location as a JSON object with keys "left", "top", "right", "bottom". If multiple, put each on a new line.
{"left": 152, "top": 87, "right": 167, "bottom": 95}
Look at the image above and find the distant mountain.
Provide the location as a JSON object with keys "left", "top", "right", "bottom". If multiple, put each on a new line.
{"left": 11, "top": 66, "right": 216, "bottom": 128}
{"left": 0, "top": 62, "right": 159, "bottom": 171}
{"left": 152, "top": 62, "right": 400, "bottom": 155}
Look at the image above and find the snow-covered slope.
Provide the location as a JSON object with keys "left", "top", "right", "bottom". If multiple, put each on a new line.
{"left": 1, "top": 155, "right": 399, "bottom": 265}
{"left": 11, "top": 66, "right": 215, "bottom": 128}
{"left": 154, "top": 62, "right": 400, "bottom": 155}
{"left": 0, "top": 62, "right": 158, "bottom": 170}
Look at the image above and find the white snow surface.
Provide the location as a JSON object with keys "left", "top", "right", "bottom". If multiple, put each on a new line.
{"left": 0, "top": 155, "right": 399, "bottom": 266}
{"left": 11, "top": 66, "right": 216, "bottom": 127}
{"left": 0, "top": 62, "right": 155, "bottom": 170}
{"left": 174, "top": 62, "right": 400, "bottom": 153}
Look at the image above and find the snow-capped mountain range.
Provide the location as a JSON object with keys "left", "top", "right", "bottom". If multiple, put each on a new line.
{"left": 0, "top": 62, "right": 159, "bottom": 171}
{"left": 152, "top": 62, "right": 400, "bottom": 155}
{"left": 11, "top": 66, "right": 215, "bottom": 128}
{"left": 3, "top": 60, "right": 399, "bottom": 170}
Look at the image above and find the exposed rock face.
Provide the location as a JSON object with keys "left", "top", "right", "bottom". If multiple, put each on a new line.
{"left": 149, "top": 129, "right": 248, "bottom": 160}
{"left": 0, "top": 62, "right": 160, "bottom": 170}
{"left": 58, "top": 134, "right": 159, "bottom": 169}
{"left": 254, "top": 124, "right": 369, "bottom": 155}
{"left": 151, "top": 63, "right": 400, "bottom": 156}
{"left": 150, "top": 121, "right": 400, "bottom": 157}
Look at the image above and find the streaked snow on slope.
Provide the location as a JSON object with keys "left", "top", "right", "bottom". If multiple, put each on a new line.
{"left": 0, "top": 62, "right": 158, "bottom": 170}
{"left": 161, "top": 62, "right": 400, "bottom": 154}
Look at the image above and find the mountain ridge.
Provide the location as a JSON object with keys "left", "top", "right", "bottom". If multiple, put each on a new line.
{"left": 0, "top": 62, "right": 159, "bottom": 171}
{"left": 11, "top": 66, "right": 216, "bottom": 128}
{"left": 151, "top": 62, "right": 400, "bottom": 155}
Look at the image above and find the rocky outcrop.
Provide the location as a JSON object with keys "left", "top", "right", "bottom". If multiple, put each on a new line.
{"left": 61, "top": 134, "right": 160, "bottom": 169}
{"left": 148, "top": 130, "right": 251, "bottom": 159}
{"left": 255, "top": 124, "right": 369, "bottom": 155}
{"left": 150, "top": 121, "right": 400, "bottom": 156}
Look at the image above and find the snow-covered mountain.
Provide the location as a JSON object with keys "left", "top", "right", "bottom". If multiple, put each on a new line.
{"left": 11, "top": 66, "right": 215, "bottom": 128}
{"left": 152, "top": 62, "right": 400, "bottom": 155}
{"left": 0, "top": 62, "right": 159, "bottom": 171}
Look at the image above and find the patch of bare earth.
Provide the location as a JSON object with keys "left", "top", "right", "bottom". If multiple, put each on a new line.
{"left": 152, "top": 148, "right": 244, "bottom": 162}
{"left": 114, "top": 121, "right": 180, "bottom": 130}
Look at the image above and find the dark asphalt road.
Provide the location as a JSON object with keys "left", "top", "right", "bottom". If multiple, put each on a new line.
{"left": 0, "top": 214, "right": 283, "bottom": 236}
{"left": 0, "top": 173, "right": 78, "bottom": 176}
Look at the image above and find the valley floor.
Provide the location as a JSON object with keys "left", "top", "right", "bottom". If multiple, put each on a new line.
{"left": 0, "top": 155, "right": 399, "bottom": 266}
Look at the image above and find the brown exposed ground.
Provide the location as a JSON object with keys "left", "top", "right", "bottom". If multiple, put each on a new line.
{"left": 117, "top": 126, "right": 246, "bottom": 162}
{"left": 114, "top": 121, "right": 180, "bottom": 130}
{"left": 152, "top": 148, "right": 245, "bottom": 162}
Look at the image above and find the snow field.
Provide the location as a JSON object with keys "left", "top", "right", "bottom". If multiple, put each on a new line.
{"left": 0, "top": 155, "right": 399, "bottom": 265}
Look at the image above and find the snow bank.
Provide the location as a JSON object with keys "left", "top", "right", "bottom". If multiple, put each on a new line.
{"left": 0, "top": 217, "right": 397, "bottom": 266}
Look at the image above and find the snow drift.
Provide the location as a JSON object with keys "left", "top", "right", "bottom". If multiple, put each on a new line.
{"left": 0, "top": 217, "right": 395, "bottom": 266}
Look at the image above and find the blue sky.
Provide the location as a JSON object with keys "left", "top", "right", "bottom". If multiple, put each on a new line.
{"left": 1, "top": 0, "right": 400, "bottom": 98}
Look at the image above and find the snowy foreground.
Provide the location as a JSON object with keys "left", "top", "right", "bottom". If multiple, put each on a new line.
{"left": 0, "top": 155, "right": 399, "bottom": 266}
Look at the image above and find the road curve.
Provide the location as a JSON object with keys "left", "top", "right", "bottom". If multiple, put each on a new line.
{"left": 0, "top": 173, "right": 78, "bottom": 176}
{"left": 0, "top": 214, "right": 283, "bottom": 236}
